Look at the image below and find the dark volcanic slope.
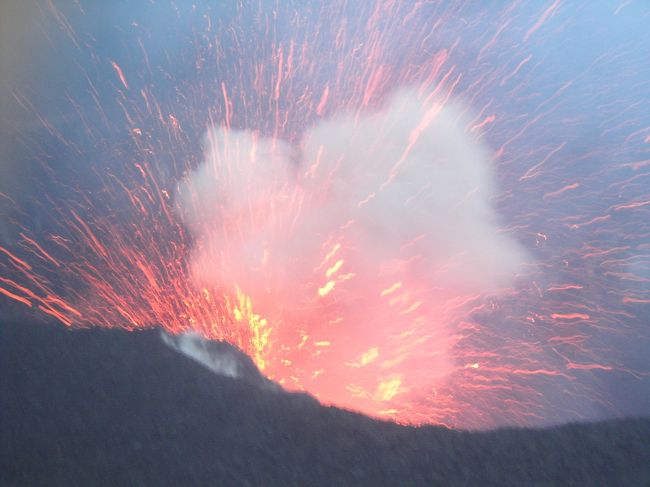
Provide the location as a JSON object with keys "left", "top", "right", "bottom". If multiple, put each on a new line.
{"left": 1, "top": 320, "right": 649, "bottom": 487}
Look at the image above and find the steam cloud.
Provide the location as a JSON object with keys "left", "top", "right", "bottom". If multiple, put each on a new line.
{"left": 175, "top": 89, "right": 527, "bottom": 398}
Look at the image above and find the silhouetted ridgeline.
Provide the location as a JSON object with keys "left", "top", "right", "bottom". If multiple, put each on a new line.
{"left": 1, "top": 319, "right": 649, "bottom": 486}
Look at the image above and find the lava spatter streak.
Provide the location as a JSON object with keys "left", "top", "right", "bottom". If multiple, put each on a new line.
{"left": 1, "top": 1, "right": 649, "bottom": 428}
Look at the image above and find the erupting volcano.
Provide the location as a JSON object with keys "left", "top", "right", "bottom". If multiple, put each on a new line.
{"left": 0, "top": 1, "right": 648, "bottom": 429}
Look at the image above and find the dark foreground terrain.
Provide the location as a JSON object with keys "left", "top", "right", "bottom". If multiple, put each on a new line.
{"left": 1, "top": 319, "right": 649, "bottom": 487}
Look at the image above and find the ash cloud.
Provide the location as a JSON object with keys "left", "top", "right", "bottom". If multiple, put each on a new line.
{"left": 175, "top": 88, "right": 528, "bottom": 407}
{"left": 298, "top": 89, "right": 526, "bottom": 293}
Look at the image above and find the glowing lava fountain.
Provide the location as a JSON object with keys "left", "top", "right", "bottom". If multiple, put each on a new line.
{"left": 0, "top": 1, "right": 648, "bottom": 428}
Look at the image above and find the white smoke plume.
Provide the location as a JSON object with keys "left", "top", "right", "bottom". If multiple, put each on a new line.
{"left": 175, "top": 88, "right": 527, "bottom": 399}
